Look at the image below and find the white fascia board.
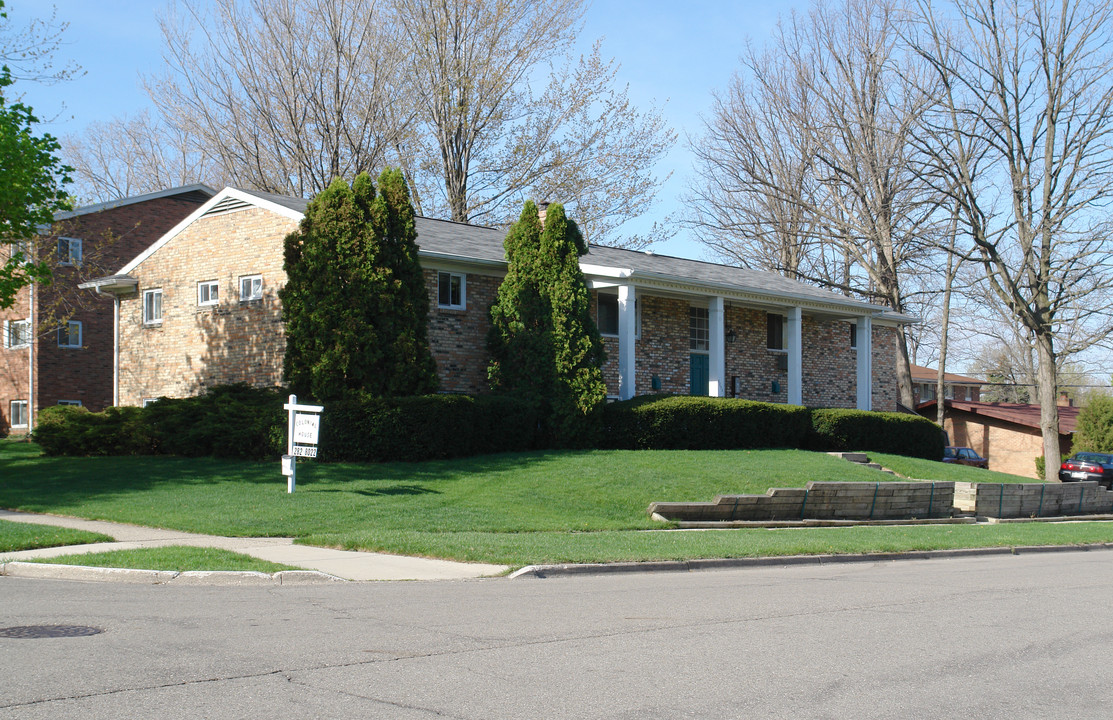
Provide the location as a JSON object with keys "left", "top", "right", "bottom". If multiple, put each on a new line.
{"left": 54, "top": 183, "right": 218, "bottom": 221}
{"left": 580, "top": 263, "right": 633, "bottom": 279}
{"left": 623, "top": 268, "right": 902, "bottom": 321}
{"left": 116, "top": 187, "right": 303, "bottom": 275}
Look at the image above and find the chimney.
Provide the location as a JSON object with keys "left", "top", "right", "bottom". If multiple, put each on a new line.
{"left": 1058, "top": 391, "right": 1073, "bottom": 407}
{"left": 537, "top": 201, "right": 550, "bottom": 226}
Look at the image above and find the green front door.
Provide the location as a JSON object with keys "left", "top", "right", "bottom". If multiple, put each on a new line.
{"left": 690, "top": 353, "right": 709, "bottom": 396}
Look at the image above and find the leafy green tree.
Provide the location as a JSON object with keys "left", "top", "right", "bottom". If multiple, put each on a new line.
{"left": 1072, "top": 395, "right": 1113, "bottom": 454}
{"left": 488, "top": 200, "right": 605, "bottom": 446}
{"left": 281, "top": 169, "right": 438, "bottom": 401}
{"left": 0, "top": 0, "right": 72, "bottom": 308}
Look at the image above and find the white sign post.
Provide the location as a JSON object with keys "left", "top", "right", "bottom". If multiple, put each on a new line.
{"left": 283, "top": 394, "right": 323, "bottom": 493}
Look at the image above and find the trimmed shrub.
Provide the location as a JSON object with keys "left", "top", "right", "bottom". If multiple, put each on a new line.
{"left": 317, "top": 393, "right": 538, "bottom": 462}
{"left": 1071, "top": 395, "right": 1113, "bottom": 454}
{"left": 810, "top": 408, "right": 944, "bottom": 459}
{"left": 601, "top": 395, "right": 813, "bottom": 450}
{"left": 34, "top": 404, "right": 153, "bottom": 456}
{"left": 144, "top": 384, "right": 286, "bottom": 459}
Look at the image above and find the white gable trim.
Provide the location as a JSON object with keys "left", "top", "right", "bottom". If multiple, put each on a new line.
{"left": 117, "top": 187, "right": 305, "bottom": 275}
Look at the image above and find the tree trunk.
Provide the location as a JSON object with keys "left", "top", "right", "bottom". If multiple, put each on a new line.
{"left": 1035, "top": 332, "right": 1062, "bottom": 481}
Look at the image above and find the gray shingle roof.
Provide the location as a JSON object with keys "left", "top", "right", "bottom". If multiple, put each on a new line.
{"left": 234, "top": 187, "right": 909, "bottom": 320}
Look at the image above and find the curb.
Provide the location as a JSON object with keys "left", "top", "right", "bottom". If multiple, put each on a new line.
{"left": 0, "top": 561, "right": 347, "bottom": 585}
{"left": 507, "top": 543, "right": 1113, "bottom": 579}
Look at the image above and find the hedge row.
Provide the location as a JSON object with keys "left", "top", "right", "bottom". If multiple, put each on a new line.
{"left": 32, "top": 389, "right": 944, "bottom": 462}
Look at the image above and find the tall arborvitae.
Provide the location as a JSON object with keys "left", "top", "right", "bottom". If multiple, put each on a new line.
{"left": 539, "top": 203, "right": 607, "bottom": 445}
{"left": 281, "top": 170, "right": 438, "bottom": 401}
{"left": 488, "top": 200, "right": 606, "bottom": 446}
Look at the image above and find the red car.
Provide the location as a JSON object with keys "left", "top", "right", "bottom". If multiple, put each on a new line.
{"left": 943, "top": 446, "right": 989, "bottom": 469}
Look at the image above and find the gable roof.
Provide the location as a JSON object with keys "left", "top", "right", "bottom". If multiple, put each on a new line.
{"left": 919, "top": 399, "right": 1080, "bottom": 435}
{"left": 910, "top": 364, "right": 983, "bottom": 385}
{"left": 53, "top": 184, "right": 217, "bottom": 222}
{"left": 114, "top": 186, "right": 915, "bottom": 323}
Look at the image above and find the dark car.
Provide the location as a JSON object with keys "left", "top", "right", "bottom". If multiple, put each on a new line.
{"left": 1058, "top": 453, "right": 1113, "bottom": 488}
{"left": 943, "top": 446, "right": 989, "bottom": 469}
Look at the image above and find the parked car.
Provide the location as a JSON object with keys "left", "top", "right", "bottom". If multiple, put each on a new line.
{"left": 1058, "top": 453, "right": 1113, "bottom": 488}
{"left": 943, "top": 446, "right": 989, "bottom": 469}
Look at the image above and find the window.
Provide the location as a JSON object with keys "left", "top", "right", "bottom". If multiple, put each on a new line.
{"left": 690, "top": 306, "right": 709, "bottom": 352}
{"left": 198, "top": 280, "right": 220, "bottom": 306}
{"left": 57, "top": 320, "right": 82, "bottom": 348}
{"left": 240, "top": 274, "right": 263, "bottom": 301}
{"left": 57, "top": 400, "right": 82, "bottom": 407}
{"left": 9, "top": 238, "right": 31, "bottom": 264}
{"left": 3, "top": 319, "right": 31, "bottom": 349}
{"left": 850, "top": 322, "right": 857, "bottom": 349}
{"left": 437, "top": 271, "right": 465, "bottom": 309}
{"left": 598, "top": 295, "right": 640, "bottom": 337}
{"left": 10, "top": 400, "right": 28, "bottom": 428}
{"left": 143, "top": 289, "right": 163, "bottom": 325}
{"left": 141, "top": 398, "right": 160, "bottom": 408}
{"left": 57, "top": 237, "right": 82, "bottom": 266}
{"left": 767, "top": 313, "right": 785, "bottom": 350}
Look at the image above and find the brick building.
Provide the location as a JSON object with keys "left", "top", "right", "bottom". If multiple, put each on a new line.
{"left": 1, "top": 185, "right": 214, "bottom": 433}
{"left": 82, "top": 187, "right": 913, "bottom": 409}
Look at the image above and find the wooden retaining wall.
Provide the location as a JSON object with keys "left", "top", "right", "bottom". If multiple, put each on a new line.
{"left": 953, "top": 481, "right": 1113, "bottom": 518}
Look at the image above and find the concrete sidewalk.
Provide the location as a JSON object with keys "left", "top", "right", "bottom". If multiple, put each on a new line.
{"left": 0, "top": 509, "right": 509, "bottom": 582}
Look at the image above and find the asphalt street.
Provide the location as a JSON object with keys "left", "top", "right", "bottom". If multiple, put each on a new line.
{"left": 3, "top": 551, "right": 1113, "bottom": 719}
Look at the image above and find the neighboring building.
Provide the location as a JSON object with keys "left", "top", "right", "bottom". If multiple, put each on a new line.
{"left": 918, "top": 396, "right": 1080, "bottom": 478}
{"left": 1, "top": 185, "right": 215, "bottom": 433}
{"left": 911, "top": 364, "right": 982, "bottom": 404}
{"left": 82, "top": 187, "right": 914, "bottom": 410}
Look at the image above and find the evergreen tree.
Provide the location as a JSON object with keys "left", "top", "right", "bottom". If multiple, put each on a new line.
{"left": 1072, "top": 395, "right": 1113, "bottom": 454}
{"left": 281, "top": 169, "right": 438, "bottom": 401}
{"left": 488, "top": 201, "right": 606, "bottom": 445}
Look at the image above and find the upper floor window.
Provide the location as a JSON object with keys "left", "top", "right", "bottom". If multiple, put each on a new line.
{"left": 690, "top": 306, "right": 709, "bottom": 352}
{"left": 198, "top": 280, "right": 220, "bottom": 306}
{"left": 57, "top": 320, "right": 82, "bottom": 348}
{"left": 3, "top": 319, "right": 31, "bottom": 349}
{"left": 143, "top": 289, "right": 163, "bottom": 325}
{"left": 57, "top": 237, "right": 82, "bottom": 266}
{"left": 9, "top": 238, "right": 31, "bottom": 264}
{"left": 57, "top": 400, "right": 83, "bottom": 407}
{"left": 767, "top": 313, "right": 785, "bottom": 351}
{"left": 437, "top": 271, "right": 465, "bottom": 309}
{"left": 240, "top": 274, "right": 263, "bottom": 302}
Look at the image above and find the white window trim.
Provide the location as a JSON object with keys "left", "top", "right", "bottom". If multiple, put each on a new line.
{"left": 240, "top": 274, "right": 263, "bottom": 302}
{"left": 57, "top": 320, "right": 82, "bottom": 348}
{"left": 3, "top": 318, "right": 31, "bottom": 349}
{"left": 198, "top": 280, "right": 220, "bottom": 306}
{"left": 598, "top": 294, "right": 641, "bottom": 339}
{"left": 143, "top": 288, "right": 163, "bottom": 326}
{"left": 58, "top": 236, "right": 82, "bottom": 266}
{"left": 767, "top": 313, "right": 787, "bottom": 352}
{"left": 10, "top": 400, "right": 29, "bottom": 428}
{"left": 141, "top": 398, "right": 160, "bottom": 408}
{"left": 437, "top": 271, "right": 467, "bottom": 310}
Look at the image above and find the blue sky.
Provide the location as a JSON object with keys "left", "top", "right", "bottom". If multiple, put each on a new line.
{"left": 7, "top": 0, "right": 804, "bottom": 261}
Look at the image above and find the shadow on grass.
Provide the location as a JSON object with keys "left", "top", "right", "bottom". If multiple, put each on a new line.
{"left": 0, "top": 448, "right": 582, "bottom": 512}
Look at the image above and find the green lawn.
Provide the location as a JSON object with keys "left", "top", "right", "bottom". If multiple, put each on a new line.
{"left": 0, "top": 519, "right": 111, "bottom": 553}
{"left": 2, "top": 439, "right": 1106, "bottom": 567}
{"left": 869, "top": 453, "right": 1036, "bottom": 483}
{"left": 29, "top": 546, "right": 297, "bottom": 573}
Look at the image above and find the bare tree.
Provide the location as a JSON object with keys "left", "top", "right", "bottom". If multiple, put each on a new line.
{"left": 913, "top": 0, "right": 1113, "bottom": 478}
{"left": 0, "top": 2, "right": 81, "bottom": 87}
{"left": 63, "top": 110, "right": 224, "bottom": 203}
{"left": 689, "top": 0, "right": 943, "bottom": 407}
{"left": 391, "top": 0, "right": 675, "bottom": 247}
{"left": 146, "top": 0, "right": 411, "bottom": 197}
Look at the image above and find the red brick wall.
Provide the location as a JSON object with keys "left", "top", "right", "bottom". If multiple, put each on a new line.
{"left": 1, "top": 196, "right": 206, "bottom": 429}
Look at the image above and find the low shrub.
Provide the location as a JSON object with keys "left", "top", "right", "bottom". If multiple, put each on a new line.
{"left": 810, "top": 408, "right": 944, "bottom": 459}
{"left": 34, "top": 404, "right": 153, "bottom": 456}
{"left": 317, "top": 393, "right": 538, "bottom": 462}
{"left": 601, "top": 395, "right": 812, "bottom": 450}
{"left": 144, "top": 384, "right": 286, "bottom": 459}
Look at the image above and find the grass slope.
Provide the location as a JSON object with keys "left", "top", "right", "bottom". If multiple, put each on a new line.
{"left": 0, "top": 519, "right": 111, "bottom": 553}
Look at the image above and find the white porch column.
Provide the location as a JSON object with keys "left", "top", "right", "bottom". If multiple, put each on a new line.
{"left": 786, "top": 306, "right": 803, "bottom": 406}
{"left": 856, "top": 315, "right": 873, "bottom": 410}
{"left": 618, "top": 284, "right": 637, "bottom": 400}
{"left": 709, "top": 296, "right": 725, "bottom": 397}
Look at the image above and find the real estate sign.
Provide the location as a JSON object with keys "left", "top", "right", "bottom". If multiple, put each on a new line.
{"left": 282, "top": 395, "right": 323, "bottom": 492}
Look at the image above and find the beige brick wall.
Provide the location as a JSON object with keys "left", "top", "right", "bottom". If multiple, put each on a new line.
{"left": 946, "top": 411, "right": 1071, "bottom": 479}
{"left": 118, "top": 207, "right": 294, "bottom": 405}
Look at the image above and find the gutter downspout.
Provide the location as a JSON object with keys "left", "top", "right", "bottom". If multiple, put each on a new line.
{"left": 27, "top": 281, "right": 34, "bottom": 433}
{"left": 113, "top": 295, "right": 120, "bottom": 407}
